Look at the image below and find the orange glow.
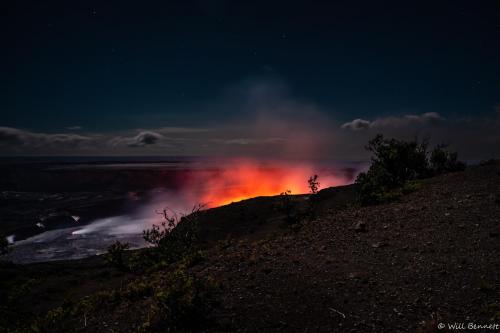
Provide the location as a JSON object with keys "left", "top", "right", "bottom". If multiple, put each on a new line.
{"left": 186, "top": 159, "right": 348, "bottom": 208}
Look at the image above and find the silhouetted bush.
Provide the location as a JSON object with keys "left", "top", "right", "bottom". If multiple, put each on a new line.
{"left": 141, "top": 205, "right": 204, "bottom": 267}
{"left": 430, "top": 144, "right": 466, "bottom": 174}
{"left": 307, "top": 174, "right": 320, "bottom": 220}
{"left": 279, "top": 190, "right": 299, "bottom": 226}
{"left": 479, "top": 158, "right": 496, "bottom": 166}
{"left": 356, "top": 135, "right": 465, "bottom": 205}
{"left": 105, "top": 241, "right": 130, "bottom": 271}
{"left": 308, "top": 175, "right": 320, "bottom": 194}
{"left": 0, "top": 235, "right": 9, "bottom": 256}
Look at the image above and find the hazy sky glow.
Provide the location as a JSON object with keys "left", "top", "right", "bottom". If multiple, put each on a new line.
{"left": 1, "top": 0, "right": 499, "bottom": 160}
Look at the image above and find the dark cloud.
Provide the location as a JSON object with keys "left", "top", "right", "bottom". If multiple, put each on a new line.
{"left": 0, "top": 127, "right": 29, "bottom": 145}
{"left": 109, "top": 131, "right": 164, "bottom": 148}
{"left": 133, "top": 131, "right": 162, "bottom": 146}
{"left": 216, "top": 137, "right": 286, "bottom": 145}
{"left": 0, "top": 82, "right": 498, "bottom": 162}
{"left": 342, "top": 112, "right": 444, "bottom": 131}
{"left": 372, "top": 112, "right": 443, "bottom": 128}
{"left": 0, "top": 127, "right": 92, "bottom": 149}
{"left": 155, "top": 127, "right": 212, "bottom": 134}
{"left": 341, "top": 119, "right": 371, "bottom": 131}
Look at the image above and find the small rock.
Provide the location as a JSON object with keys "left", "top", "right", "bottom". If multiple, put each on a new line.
{"left": 372, "top": 242, "right": 383, "bottom": 248}
{"left": 354, "top": 221, "right": 367, "bottom": 233}
{"left": 262, "top": 267, "right": 273, "bottom": 274}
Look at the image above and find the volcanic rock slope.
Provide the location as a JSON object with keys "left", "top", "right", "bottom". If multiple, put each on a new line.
{"left": 193, "top": 162, "right": 500, "bottom": 332}
{"left": 1, "top": 163, "right": 499, "bottom": 333}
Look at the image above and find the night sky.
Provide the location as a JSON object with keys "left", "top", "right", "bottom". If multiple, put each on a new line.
{"left": 1, "top": 0, "right": 499, "bottom": 159}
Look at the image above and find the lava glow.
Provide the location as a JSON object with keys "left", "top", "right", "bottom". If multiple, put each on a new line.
{"left": 71, "top": 158, "right": 355, "bottom": 236}
{"left": 184, "top": 159, "right": 349, "bottom": 208}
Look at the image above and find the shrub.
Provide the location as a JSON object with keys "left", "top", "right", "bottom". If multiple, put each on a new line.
{"left": 401, "top": 179, "right": 423, "bottom": 194}
{"left": 479, "top": 158, "right": 496, "bottom": 166}
{"left": 307, "top": 175, "right": 321, "bottom": 220}
{"left": 356, "top": 135, "right": 464, "bottom": 205}
{"left": 356, "top": 171, "right": 402, "bottom": 205}
{"left": 279, "top": 190, "right": 298, "bottom": 226}
{"left": 31, "top": 268, "right": 216, "bottom": 333}
{"left": 308, "top": 174, "right": 320, "bottom": 194}
{"left": 151, "top": 267, "right": 216, "bottom": 332}
{"left": 0, "top": 234, "right": 9, "bottom": 256}
{"left": 356, "top": 135, "right": 429, "bottom": 205}
{"left": 429, "top": 144, "right": 466, "bottom": 174}
{"left": 142, "top": 205, "right": 204, "bottom": 265}
{"left": 122, "top": 280, "right": 154, "bottom": 301}
{"left": 364, "top": 134, "right": 429, "bottom": 187}
{"left": 106, "top": 241, "right": 130, "bottom": 271}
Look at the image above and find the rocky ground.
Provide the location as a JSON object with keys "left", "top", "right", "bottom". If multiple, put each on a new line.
{"left": 1, "top": 162, "right": 499, "bottom": 332}
{"left": 196, "top": 162, "right": 500, "bottom": 332}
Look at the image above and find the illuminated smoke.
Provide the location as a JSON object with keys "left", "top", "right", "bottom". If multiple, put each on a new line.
{"left": 183, "top": 158, "right": 348, "bottom": 207}
{"left": 71, "top": 158, "right": 354, "bottom": 236}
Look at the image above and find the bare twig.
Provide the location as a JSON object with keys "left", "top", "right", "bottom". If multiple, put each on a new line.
{"left": 329, "top": 307, "right": 346, "bottom": 318}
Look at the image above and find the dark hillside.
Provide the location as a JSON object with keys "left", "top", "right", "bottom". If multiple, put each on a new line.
{"left": 1, "top": 162, "right": 499, "bottom": 332}
{"left": 196, "top": 162, "right": 500, "bottom": 331}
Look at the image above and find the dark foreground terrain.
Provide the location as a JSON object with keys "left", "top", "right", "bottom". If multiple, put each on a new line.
{"left": 1, "top": 162, "right": 499, "bottom": 332}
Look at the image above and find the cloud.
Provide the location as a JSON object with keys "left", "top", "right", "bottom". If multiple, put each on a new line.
{"left": 341, "top": 119, "right": 371, "bottom": 131}
{"left": 155, "top": 127, "right": 212, "bottom": 134}
{"left": 65, "top": 126, "right": 82, "bottom": 130}
{"left": 109, "top": 131, "right": 164, "bottom": 148}
{"left": 0, "top": 79, "right": 498, "bottom": 162}
{"left": 132, "top": 131, "right": 162, "bottom": 146}
{"left": 342, "top": 112, "right": 444, "bottom": 131}
{"left": 372, "top": 112, "right": 443, "bottom": 128}
{"left": 0, "top": 127, "right": 93, "bottom": 149}
{"left": 218, "top": 137, "right": 286, "bottom": 145}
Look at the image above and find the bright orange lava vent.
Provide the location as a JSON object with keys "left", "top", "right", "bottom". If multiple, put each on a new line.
{"left": 185, "top": 159, "right": 347, "bottom": 208}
